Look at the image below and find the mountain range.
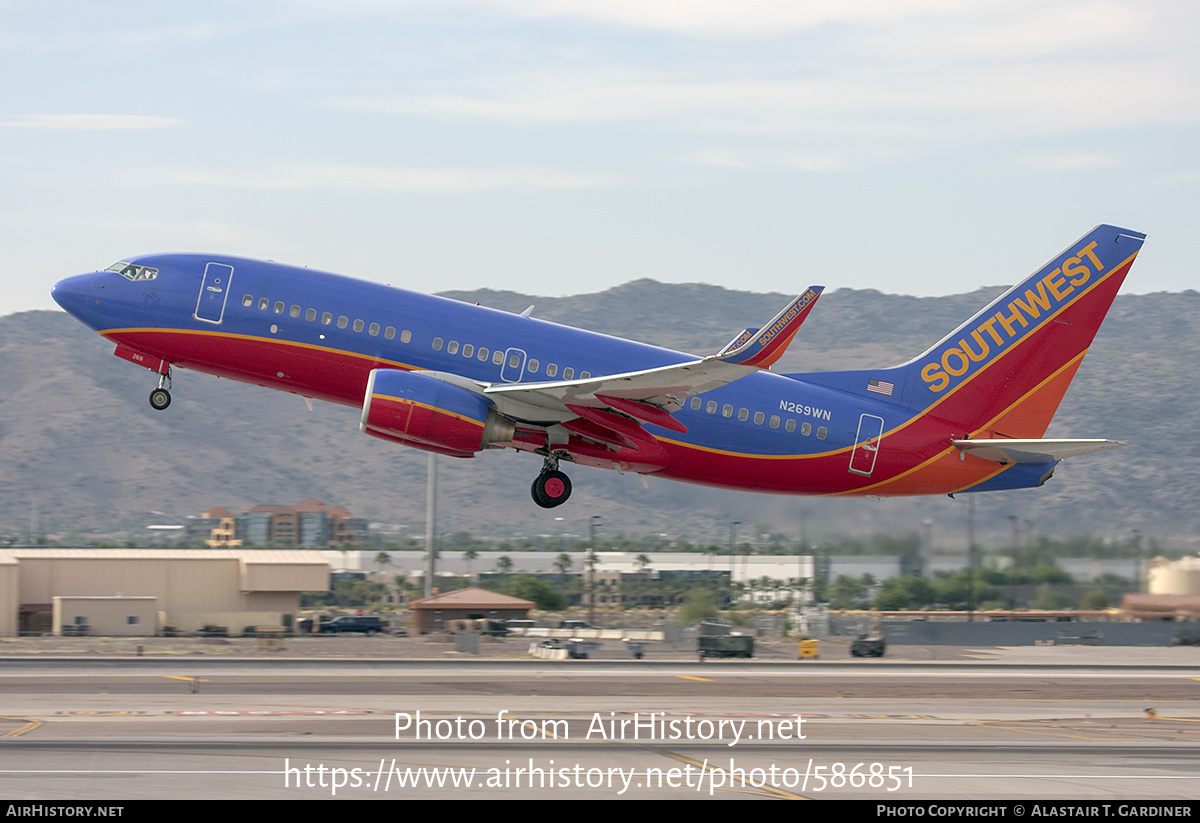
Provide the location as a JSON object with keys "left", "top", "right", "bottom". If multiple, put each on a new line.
{"left": 2, "top": 279, "right": 1196, "bottom": 551}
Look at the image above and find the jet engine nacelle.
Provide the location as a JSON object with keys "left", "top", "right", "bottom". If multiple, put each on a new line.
{"left": 359, "top": 368, "right": 515, "bottom": 457}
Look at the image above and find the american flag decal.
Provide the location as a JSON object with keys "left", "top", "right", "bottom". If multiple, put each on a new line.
{"left": 867, "top": 379, "right": 894, "bottom": 396}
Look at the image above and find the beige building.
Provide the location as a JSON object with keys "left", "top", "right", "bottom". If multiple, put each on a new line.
{"left": 409, "top": 587, "right": 534, "bottom": 634}
{"left": 1148, "top": 556, "right": 1200, "bottom": 595}
{"left": 0, "top": 549, "right": 329, "bottom": 636}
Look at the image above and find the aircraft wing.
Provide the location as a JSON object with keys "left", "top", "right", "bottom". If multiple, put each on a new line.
{"left": 484, "top": 287, "right": 823, "bottom": 432}
{"left": 952, "top": 438, "right": 1126, "bottom": 464}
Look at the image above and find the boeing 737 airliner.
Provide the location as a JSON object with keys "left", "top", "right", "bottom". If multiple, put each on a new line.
{"left": 52, "top": 224, "right": 1144, "bottom": 508}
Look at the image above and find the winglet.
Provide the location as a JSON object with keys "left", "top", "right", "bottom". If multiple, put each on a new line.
{"left": 716, "top": 286, "right": 824, "bottom": 368}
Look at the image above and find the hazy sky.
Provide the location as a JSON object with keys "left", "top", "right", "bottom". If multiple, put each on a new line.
{"left": 3, "top": 1, "right": 1197, "bottom": 314}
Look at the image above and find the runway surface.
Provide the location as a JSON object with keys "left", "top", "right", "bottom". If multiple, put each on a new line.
{"left": 2, "top": 650, "right": 1199, "bottom": 800}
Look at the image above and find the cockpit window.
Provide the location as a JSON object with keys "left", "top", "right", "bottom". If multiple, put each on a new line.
{"left": 106, "top": 262, "right": 158, "bottom": 281}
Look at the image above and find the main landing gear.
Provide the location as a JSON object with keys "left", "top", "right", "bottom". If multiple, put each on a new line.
{"left": 148, "top": 368, "right": 172, "bottom": 411}
{"left": 531, "top": 451, "right": 572, "bottom": 508}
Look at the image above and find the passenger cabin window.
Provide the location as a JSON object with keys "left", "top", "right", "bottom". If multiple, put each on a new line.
{"left": 385, "top": 327, "right": 396, "bottom": 340}
{"left": 738, "top": 408, "right": 749, "bottom": 421}
{"left": 401, "top": 330, "right": 412, "bottom": 343}
{"left": 722, "top": 405, "right": 733, "bottom": 418}
{"left": 306, "top": 309, "right": 317, "bottom": 321}
{"left": 769, "top": 415, "right": 780, "bottom": 428}
{"left": 786, "top": 420, "right": 796, "bottom": 432}
{"left": 817, "top": 426, "right": 828, "bottom": 440}
{"left": 321, "top": 312, "right": 332, "bottom": 325}
{"left": 242, "top": 294, "right": 253, "bottom": 307}
{"left": 754, "top": 412, "right": 765, "bottom": 425}
{"left": 290, "top": 305, "right": 301, "bottom": 318}
{"left": 580, "top": 371, "right": 590, "bottom": 379}
{"left": 563, "top": 367, "right": 574, "bottom": 380}
{"left": 492, "top": 351, "right": 503, "bottom": 365}
{"left": 337, "top": 316, "right": 348, "bottom": 329}
{"left": 706, "top": 400, "right": 717, "bottom": 413}
{"left": 801, "top": 422, "right": 812, "bottom": 436}
{"left": 274, "top": 301, "right": 285, "bottom": 314}
{"left": 546, "top": 364, "right": 557, "bottom": 377}
{"left": 353, "top": 319, "right": 364, "bottom": 332}
{"left": 369, "top": 322, "right": 380, "bottom": 336}
{"left": 509, "top": 353, "right": 521, "bottom": 368}
{"left": 690, "top": 397, "right": 701, "bottom": 410}
{"left": 527, "top": 359, "right": 539, "bottom": 373}
{"left": 448, "top": 341, "right": 459, "bottom": 354}
{"left": 433, "top": 337, "right": 444, "bottom": 351}
{"left": 258, "top": 298, "right": 269, "bottom": 311}
{"left": 477, "top": 347, "right": 488, "bottom": 361}
{"left": 463, "top": 344, "right": 474, "bottom": 357}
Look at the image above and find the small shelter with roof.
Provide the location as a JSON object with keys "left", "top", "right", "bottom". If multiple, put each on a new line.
{"left": 409, "top": 587, "right": 534, "bottom": 633}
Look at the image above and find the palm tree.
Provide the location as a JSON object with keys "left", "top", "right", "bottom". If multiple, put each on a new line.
{"left": 463, "top": 548, "right": 479, "bottom": 580}
{"left": 554, "top": 552, "right": 573, "bottom": 590}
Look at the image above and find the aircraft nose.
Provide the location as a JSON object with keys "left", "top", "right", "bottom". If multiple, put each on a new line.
{"left": 51, "top": 272, "right": 97, "bottom": 319}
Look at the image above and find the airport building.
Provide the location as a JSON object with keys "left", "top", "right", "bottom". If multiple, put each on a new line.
{"left": 187, "top": 498, "right": 369, "bottom": 548}
{"left": 409, "top": 587, "right": 534, "bottom": 634}
{"left": 0, "top": 549, "right": 329, "bottom": 636}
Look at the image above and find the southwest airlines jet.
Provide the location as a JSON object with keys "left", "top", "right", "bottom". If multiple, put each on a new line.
{"left": 52, "top": 225, "right": 1144, "bottom": 508}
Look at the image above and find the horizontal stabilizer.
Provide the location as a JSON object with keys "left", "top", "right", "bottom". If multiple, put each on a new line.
{"left": 953, "top": 438, "right": 1126, "bottom": 464}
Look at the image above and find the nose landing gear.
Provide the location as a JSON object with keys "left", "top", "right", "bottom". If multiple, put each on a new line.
{"left": 531, "top": 451, "right": 572, "bottom": 508}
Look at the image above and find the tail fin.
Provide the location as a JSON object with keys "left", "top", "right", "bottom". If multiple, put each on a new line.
{"left": 796, "top": 225, "right": 1144, "bottom": 438}
{"left": 907, "top": 224, "right": 1144, "bottom": 436}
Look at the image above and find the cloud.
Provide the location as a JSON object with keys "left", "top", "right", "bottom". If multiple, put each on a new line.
{"left": 686, "top": 148, "right": 850, "bottom": 171}
{"left": 1024, "top": 153, "right": 1119, "bottom": 171}
{"left": 447, "top": 0, "right": 963, "bottom": 36}
{"left": 127, "top": 164, "right": 623, "bottom": 192}
{"left": 2, "top": 114, "right": 184, "bottom": 131}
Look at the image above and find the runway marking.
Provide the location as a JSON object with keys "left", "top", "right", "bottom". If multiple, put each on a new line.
{"left": 651, "top": 749, "right": 808, "bottom": 800}
{"left": 1, "top": 715, "right": 42, "bottom": 737}
{"left": 163, "top": 676, "right": 209, "bottom": 682}
{"left": 677, "top": 676, "right": 712, "bottom": 682}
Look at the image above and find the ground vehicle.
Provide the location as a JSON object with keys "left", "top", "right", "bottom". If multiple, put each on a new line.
{"left": 850, "top": 634, "right": 886, "bottom": 657}
{"left": 698, "top": 634, "right": 755, "bottom": 660}
{"left": 318, "top": 616, "right": 385, "bottom": 634}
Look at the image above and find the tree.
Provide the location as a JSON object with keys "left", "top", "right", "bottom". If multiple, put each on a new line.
{"left": 827, "top": 574, "right": 868, "bottom": 609}
{"left": 463, "top": 548, "right": 479, "bottom": 579}
{"left": 874, "top": 576, "right": 935, "bottom": 611}
{"left": 495, "top": 555, "right": 513, "bottom": 575}
{"left": 503, "top": 575, "right": 566, "bottom": 611}
{"left": 679, "top": 589, "right": 718, "bottom": 625}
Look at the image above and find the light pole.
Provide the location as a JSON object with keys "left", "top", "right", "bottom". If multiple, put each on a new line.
{"left": 727, "top": 520, "right": 740, "bottom": 608}
{"left": 588, "top": 515, "right": 600, "bottom": 626}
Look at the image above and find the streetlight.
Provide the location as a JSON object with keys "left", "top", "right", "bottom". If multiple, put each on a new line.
{"left": 588, "top": 515, "right": 600, "bottom": 625}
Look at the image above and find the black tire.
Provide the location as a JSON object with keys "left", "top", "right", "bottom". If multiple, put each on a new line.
{"left": 149, "top": 388, "right": 171, "bottom": 410}
{"left": 532, "top": 470, "right": 572, "bottom": 508}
